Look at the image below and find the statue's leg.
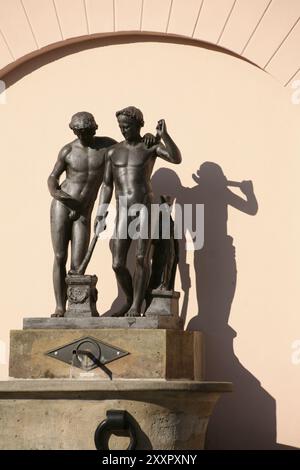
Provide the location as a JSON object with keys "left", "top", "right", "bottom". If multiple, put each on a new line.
{"left": 111, "top": 219, "right": 133, "bottom": 316}
{"left": 149, "top": 240, "right": 169, "bottom": 289}
{"left": 70, "top": 215, "right": 91, "bottom": 272}
{"left": 50, "top": 200, "right": 71, "bottom": 317}
{"left": 168, "top": 239, "right": 179, "bottom": 290}
{"left": 126, "top": 207, "right": 152, "bottom": 317}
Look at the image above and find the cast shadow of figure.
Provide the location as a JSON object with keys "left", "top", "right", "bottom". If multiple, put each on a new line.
{"left": 152, "top": 164, "right": 294, "bottom": 449}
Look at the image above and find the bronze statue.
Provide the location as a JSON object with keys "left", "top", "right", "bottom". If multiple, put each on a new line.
{"left": 148, "top": 195, "right": 179, "bottom": 292}
{"left": 94, "top": 106, "right": 182, "bottom": 317}
{"left": 48, "top": 112, "right": 116, "bottom": 317}
{"left": 48, "top": 111, "right": 155, "bottom": 317}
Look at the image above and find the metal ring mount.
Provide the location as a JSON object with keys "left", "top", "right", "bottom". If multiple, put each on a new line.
{"left": 94, "top": 410, "right": 137, "bottom": 450}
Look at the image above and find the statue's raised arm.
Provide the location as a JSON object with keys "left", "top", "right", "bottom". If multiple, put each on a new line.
{"left": 155, "top": 119, "right": 182, "bottom": 165}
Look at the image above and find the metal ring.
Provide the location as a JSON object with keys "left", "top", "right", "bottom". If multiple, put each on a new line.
{"left": 94, "top": 410, "right": 137, "bottom": 450}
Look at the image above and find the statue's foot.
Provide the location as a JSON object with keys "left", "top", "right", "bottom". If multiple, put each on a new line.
{"left": 125, "top": 308, "right": 141, "bottom": 318}
{"left": 68, "top": 269, "right": 78, "bottom": 276}
{"left": 51, "top": 308, "right": 65, "bottom": 318}
{"left": 111, "top": 301, "right": 133, "bottom": 317}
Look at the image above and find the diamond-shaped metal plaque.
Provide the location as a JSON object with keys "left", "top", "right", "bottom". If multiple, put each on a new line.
{"left": 46, "top": 336, "right": 129, "bottom": 371}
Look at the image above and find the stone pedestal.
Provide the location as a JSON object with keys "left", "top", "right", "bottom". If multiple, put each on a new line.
{"left": 23, "top": 315, "right": 182, "bottom": 330}
{"left": 10, "top": 328, "right": 203, "bottom": 380}
{"left": 65, "top": 274, "right": 99, "bottom": 318}
{"left": 0, "top": 380, "right": 232, "bottom": 450}
{"left": 4, "top": 303, "right": 232, "bottom": 449}
{"left": 145, "top": 289, "right": 180, "bottom": 316}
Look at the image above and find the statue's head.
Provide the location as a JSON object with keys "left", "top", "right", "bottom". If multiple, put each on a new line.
{"left": 116, "top": 106, "right": 144, "bottom": 141}
{"left": 69, "top": 112, "right": 98, "bottom": 142}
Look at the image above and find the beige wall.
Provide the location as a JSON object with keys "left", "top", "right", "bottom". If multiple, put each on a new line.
{"left": 1, "top": 0, "right": 300, "bottom": 87}
{"left": 0, "top": 39, "right": 300, "bottom": 449}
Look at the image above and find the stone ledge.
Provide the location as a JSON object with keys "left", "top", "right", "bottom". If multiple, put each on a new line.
{"left": 10, "top": 329, "right": 203, "bottom": 380}
{"left": 0, "top": 379, "right": 232, "bottom": 450}
{"left": 23, "top": 316, "right": 183, "bottom": 330}
{"left": 0, "top": 378, "right": 233, "bottom": 394}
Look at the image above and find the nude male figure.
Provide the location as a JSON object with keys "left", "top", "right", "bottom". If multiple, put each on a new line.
{"left": 48, "top": 112, "right": 155, "bottom": 317}
{"left": 47, "top": 112, "right": 116, "bottom": 317}
{"left": 94, "top": 106, "right": 182, "bottom": 317}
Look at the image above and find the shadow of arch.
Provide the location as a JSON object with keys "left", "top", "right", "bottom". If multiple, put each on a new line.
{"left": 1, "top": 31, "right": 261, "bottom": 89}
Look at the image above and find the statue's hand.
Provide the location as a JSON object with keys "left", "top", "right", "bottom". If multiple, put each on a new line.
{"left": 156, "top": 119, "right": 167, "bottom": 139}
{"left": 240, "top": 180, "right": 253, "bottom": 195}
{"left": 94, "top": 213, "right": 108, "bottom": 235}
{"left": 143, "top": 133, "right": 157, "bottom": 148}
{"left": 54, "top": 190, "right": 81, "bottom": 210}
{"left": 54, "top": 189, "right": 71, "bottom": 201}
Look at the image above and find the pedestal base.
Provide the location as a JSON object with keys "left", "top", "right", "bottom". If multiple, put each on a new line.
{"left": 10, "top": 329, "right": 204, "bottom": 380}
{"left": 65, "top": 274, "right": 99, "bottom": 318}
{"left": 0, "top": 379, "right": 232, "bottom": 450}
{"left": 23, "top": 315, "right": 182, "bottom": 330}
{"left": 146, "top": 289, "right": 180, "bottom": 316}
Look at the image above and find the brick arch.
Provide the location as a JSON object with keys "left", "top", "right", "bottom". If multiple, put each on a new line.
{"left": 0, "top": 0, "right": 299, "bottom": 86}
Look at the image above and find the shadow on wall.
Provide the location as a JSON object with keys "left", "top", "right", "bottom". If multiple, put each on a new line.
{"left": 152, "top": 164, "right": 294, "bottom": 450}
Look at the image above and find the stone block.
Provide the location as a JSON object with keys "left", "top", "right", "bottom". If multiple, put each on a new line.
{"left": 65, "top": 274, "right": 99, "bottom": 318}
{"left": 23, "top": 315, "right": 183, "bottom": 330}
{"left": 145, "top": 289, "right": 180, "bottom": 316}
{"left": 9, "top": 329, "right": 204, "bottom": 380}
{"left": 0, "top": 379, "right": 232, "bottom": 450}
